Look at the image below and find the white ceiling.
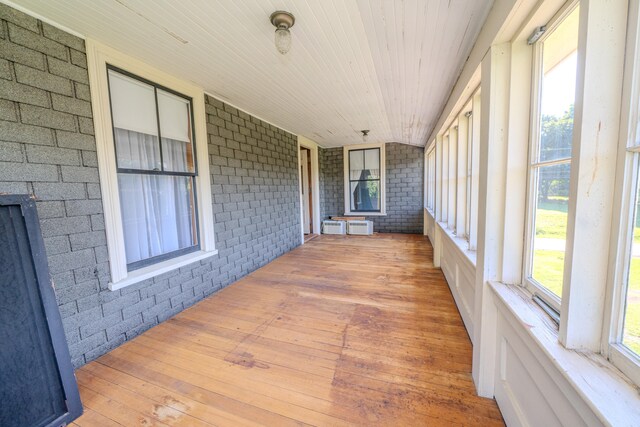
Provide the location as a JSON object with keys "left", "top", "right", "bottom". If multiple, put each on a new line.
{"left": 9, "top": 0, "right": 493, "bottom": 147}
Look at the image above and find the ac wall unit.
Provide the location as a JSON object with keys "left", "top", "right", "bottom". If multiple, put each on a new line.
{"left": 347, "top": 220, "right": 373, "bottom": 235}
{"left": 322, "top": 220, "right": 346, "bottom": 235}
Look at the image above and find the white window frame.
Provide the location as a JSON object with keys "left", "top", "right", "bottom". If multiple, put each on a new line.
{"left": 469, "top": 90, "right": 481, "bottom": 251}
{"left": 604, "top": 0, "right": 640, "bottom": 387}
{"left": 426, "top": 146, "right": 436, "bottom": 212}
{"left": 343, "top": 142, "right": 386, "bottom": 216}
{"left": 463, "top": 104, "right": 473, "bottom": 241}
{"left": 86, "top": 40, "right": 217, "bottom": 291}
{"left": 441, "top": 134, "right": 449, "bottom": 222}
{"left": 447, "top": 125, "right": 458, "bottom": 232}
{"left": 432, "top": 86, "right": 480, "bottom": 251}
{"left": 522, "top": 2, "right": 578, "bottom": 313}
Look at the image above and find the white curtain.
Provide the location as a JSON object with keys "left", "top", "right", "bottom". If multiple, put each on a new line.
{"left": 115, "top": 128, "right": 195, "bottom": 265}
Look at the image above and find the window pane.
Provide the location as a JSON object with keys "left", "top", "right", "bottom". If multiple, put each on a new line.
{"left": 531, "top": 162, "right": 571, "bottom": 298}
{"left": 623, "top": 170, "right": 640, "bottom": 356}
{"left": 108, "top": 70, "right": 160, "bottom": 170}
{"left": 349, "top": 150, "right": 364, "bottom": 180}
{"left": 364, "top": 149, "right": 380, "bottom": 179}
{"left": 108, "top": 70, "right": 158, "bottom": 135}
{"left": 118, "top": 174, "right": 197, "bottom": 265}
{"left": 158, "top": 90, "right": 195, "bottom": 173}
{"left": 350, "top": 149, "right": 380, "bottom": 180}
{"left": 350, "top": 180, "right": 380, "bottom": 211}
{"left": 466, "top": 114, "right": 473, "bottom": 239}
{"left": 442, "top": 137, "right": 449, "bottom": 220}
{"left": 537, "top": 6, "right": 579, "bottom": 163}
{"left": 114, "top": 128, "right": 161, "bottom": 171}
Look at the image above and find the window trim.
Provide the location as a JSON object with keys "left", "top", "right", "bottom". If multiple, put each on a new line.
{"left": 343, "top": 143, "right": 386, "bottom": 216}
{"left": 86, "top": 40, "right": 217, "bottom": 290}
{"left": 522, "top": 1, "right": 578, "bottom": 313}
{"left": 106, "top": 66, "right": 201, "bottom": 271}
{"left": 603, "top": 0, "right": 640, "bottom": 387}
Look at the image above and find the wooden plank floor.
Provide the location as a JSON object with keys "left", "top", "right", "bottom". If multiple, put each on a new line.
{"left": 73, "top": 234, "right": 504, "bottom": 426}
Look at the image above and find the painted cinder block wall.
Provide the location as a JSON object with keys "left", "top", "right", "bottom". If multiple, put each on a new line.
{"left": 319, "top": 143, "right": 424, "bottom": 233}
{"left": 0, "top": 3, "right": 301, "bottom": 367}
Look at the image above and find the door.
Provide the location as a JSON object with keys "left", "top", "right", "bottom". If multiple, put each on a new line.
{"left": 300, "top": 148, "right": 311, "bottom": 234}
{"left": 0, "top": 195, "right": 83, "bottom": 427}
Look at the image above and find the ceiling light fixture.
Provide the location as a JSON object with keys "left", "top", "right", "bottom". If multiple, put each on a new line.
{"left": 361, "top": 130, "right": 369, "bottom": 143}
{"left": 270, "top": 11, "right": 295, "bottom": 55}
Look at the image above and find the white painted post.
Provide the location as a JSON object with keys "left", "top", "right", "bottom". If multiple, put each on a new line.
{"left": 501, "top": 39, "right": 532, "bottom": 284}
{"left": 469, "top": 92, "right": 482, "bottom": 251}
{"left": 560, "top": 0, "right": 628, "bottom": 350}
{"left": 473, "top": 44, "right": 511, "bottom": 398}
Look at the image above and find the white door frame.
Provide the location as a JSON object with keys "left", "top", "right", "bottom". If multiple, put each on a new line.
{"left": 297, "top": 136, "right": 321, "bottom": 243}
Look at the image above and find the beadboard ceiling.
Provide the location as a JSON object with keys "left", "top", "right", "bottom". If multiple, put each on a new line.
{"left": 9, "top": 0, "right": 492, "bottom": 147}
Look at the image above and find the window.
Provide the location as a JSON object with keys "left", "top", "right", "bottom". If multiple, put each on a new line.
{"left": 87, "top": 40, "right": 215, "bottom": 290}
{"left": 107, "top": 68, "right": 199, "bottom": 270}
{"left": 427, "top": 88, "right": 479, "bottom": 251}
{"left": 524, "top": 4, "right": 579, "bottom": 309}
{"left": 465, "top": 110, "right": 473, "bottom": 240}
{"left": 427, "top": 148, "right": 436, "bottom": 211}
{"left": 448, "top": 128, "right": 457, "bottom": 232}
{"left": 441, "top": 135, "right": 449, "bottom": 221}
{"left": 608, "top": 0, "right": 640, "bottom": 385}
{"left": 343, "top": 143, "right": 386, "bottom": 215}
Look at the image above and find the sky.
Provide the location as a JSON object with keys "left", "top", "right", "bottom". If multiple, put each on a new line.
{"left": 541, "top": 51, "right": 578, "bottom": 118}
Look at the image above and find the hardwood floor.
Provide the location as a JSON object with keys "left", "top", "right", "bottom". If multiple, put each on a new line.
{"left": 72, "top": 234, "right": 504, "bottom": 426}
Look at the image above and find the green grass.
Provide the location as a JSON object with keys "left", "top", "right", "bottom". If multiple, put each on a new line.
{"left": 624, "top": 258, "right": 640, "bottom": 355}
{"left": 532, "top": 202, "right": 640, "bottom": 355}
{"left": 535, "top": 208, "right": 568, "bottom": 239}
{"left": 533, "top": 250, "right": 640, "bottom": 355}
{"left": 532, "top": 250, "right": 565, "bottom": 298}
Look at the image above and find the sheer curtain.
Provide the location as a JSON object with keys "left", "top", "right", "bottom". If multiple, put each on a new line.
{"left": 115, "top": 128, "right": 195, "bottom": 265}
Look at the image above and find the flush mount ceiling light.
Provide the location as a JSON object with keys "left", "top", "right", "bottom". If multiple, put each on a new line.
{"left": 361, "top": 130, "right": 370, "bottom": 143}
{"left": 270, "top": 11, "right": 295, "bottom": 54}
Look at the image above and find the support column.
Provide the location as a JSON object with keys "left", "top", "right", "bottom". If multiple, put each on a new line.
{"left": 560, "top": 0, "right": 627, "bottom": 350}
{"left": 501, "top": 39, "right": 531, "bottom": 284}
{"left": 472, "top": 43, "right": 511, "bottom": 398}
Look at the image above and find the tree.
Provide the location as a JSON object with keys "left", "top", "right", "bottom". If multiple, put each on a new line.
{"left": 538, "top": 106, "right": 573, "bottom": 203}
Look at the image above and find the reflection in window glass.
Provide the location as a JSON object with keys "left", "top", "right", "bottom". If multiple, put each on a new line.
{"left": 623, "top": 167, "right": 640, "bottom": 356}
{"left": 349, "top": 148, "right": 381, "bottom": 212}
{"left": 529, "top": 5, "right": 579, "bottom": 301}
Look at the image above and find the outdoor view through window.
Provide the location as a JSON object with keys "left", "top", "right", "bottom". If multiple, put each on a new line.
{"left": 530, "top": 6, "right": 579, "bottom": 300}
{"left": 624, "top": 180, "right": 640, "bottom": 355}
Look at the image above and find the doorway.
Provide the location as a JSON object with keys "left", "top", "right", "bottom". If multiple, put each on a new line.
{"left": 298, "top": 136, "right": 321, "bottom": 242}
{"left": 300, "top": 146, "right": 313, "bottom": 235}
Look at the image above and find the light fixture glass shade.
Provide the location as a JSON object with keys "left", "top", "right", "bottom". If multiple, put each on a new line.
{"left": 275, "top": 28, "right": 292, "bottom": 54}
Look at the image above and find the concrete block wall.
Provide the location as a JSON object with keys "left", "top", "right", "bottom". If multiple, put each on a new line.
{"left": 375, "top": 143, "right": 424, "bottom": 233}
{"left": 319, "top": 147, "right": 344, "bottom": 220}
{"left": 318, "top": 143, "right": 423, "bottom": 233}
{"left": 0, "top": 4, "right": 300, "bottom": 367}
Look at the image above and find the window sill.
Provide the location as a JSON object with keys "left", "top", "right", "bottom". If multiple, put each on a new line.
{"left": 343, "top": 212, "right": 387, "bottom": 217}
{"left": 489, "top": 281, "right": 640, "bottom": 426}
{"left": 436, "top": 220, "right": 476, "bottom": 266}
{"left": 108, "top": 249, "right": 218, "bottom": 291}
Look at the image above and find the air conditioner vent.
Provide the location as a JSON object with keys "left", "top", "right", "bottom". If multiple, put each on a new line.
{"left": 347, "top": 220, "right": 373, "bottom": 235}
{"left": 322, "top": 220, "right": 346, "bottom": 235}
